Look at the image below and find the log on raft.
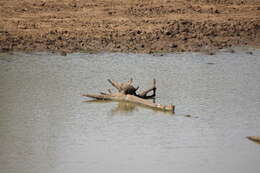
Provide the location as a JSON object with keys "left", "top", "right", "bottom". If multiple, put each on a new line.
{"left": 82, "top": 79, "right": 175, "bottom": 113}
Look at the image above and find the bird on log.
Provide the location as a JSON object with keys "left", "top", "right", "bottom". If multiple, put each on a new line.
{"left": 82, "top": 78, "right": 175, "bottom": 113}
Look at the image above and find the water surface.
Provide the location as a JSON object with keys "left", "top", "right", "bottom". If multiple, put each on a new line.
{"left": 0, "top": 50, "right": 260, "bottom": 173}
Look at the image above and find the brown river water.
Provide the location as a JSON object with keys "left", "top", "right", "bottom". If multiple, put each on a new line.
{"left": 0, "top": 49, "right": 260, "bottom": 173}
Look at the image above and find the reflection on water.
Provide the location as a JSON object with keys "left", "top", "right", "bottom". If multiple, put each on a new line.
{"left": 84, "top": 100, "right": 139, "bottom": 114}
{"left": 1, "top": 49, "right": 260, "bottom": 173}
{"left": 112, "top": 102, "right": 138, "bottom": 114}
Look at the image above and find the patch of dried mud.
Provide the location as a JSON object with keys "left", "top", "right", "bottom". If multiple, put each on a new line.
{"left": 0, "top": 0, "right": 259, "bottom": 53}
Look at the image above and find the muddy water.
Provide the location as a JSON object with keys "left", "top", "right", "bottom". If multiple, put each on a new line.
{"left": 0, "top": 50, "right": 260, "bottom": 173}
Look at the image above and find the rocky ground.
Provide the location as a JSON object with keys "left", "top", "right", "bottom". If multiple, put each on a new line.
{"left": 0, "top": 0, "right": 260, "bottom": 54}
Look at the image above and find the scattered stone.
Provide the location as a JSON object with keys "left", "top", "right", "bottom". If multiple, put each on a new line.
{"left": 137, "top": 30, "right": 142, "bottom": 34}
{"left": 60, "top": 51, "right": 67, "bottom": 56}
{"left": 230, "top": 49, "right": 235, "bottom": 53}
{"left": 170, "top": 43, "right": 178, "bottom": 48}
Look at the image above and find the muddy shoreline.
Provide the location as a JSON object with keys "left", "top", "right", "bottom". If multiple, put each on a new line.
{"left": 0, "top": 0, "right": 260, "bottom": 54}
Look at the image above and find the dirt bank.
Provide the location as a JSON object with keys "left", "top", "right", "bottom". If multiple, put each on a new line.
{"left": 0, "top": 0, "right": 260, "bottom": 53}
